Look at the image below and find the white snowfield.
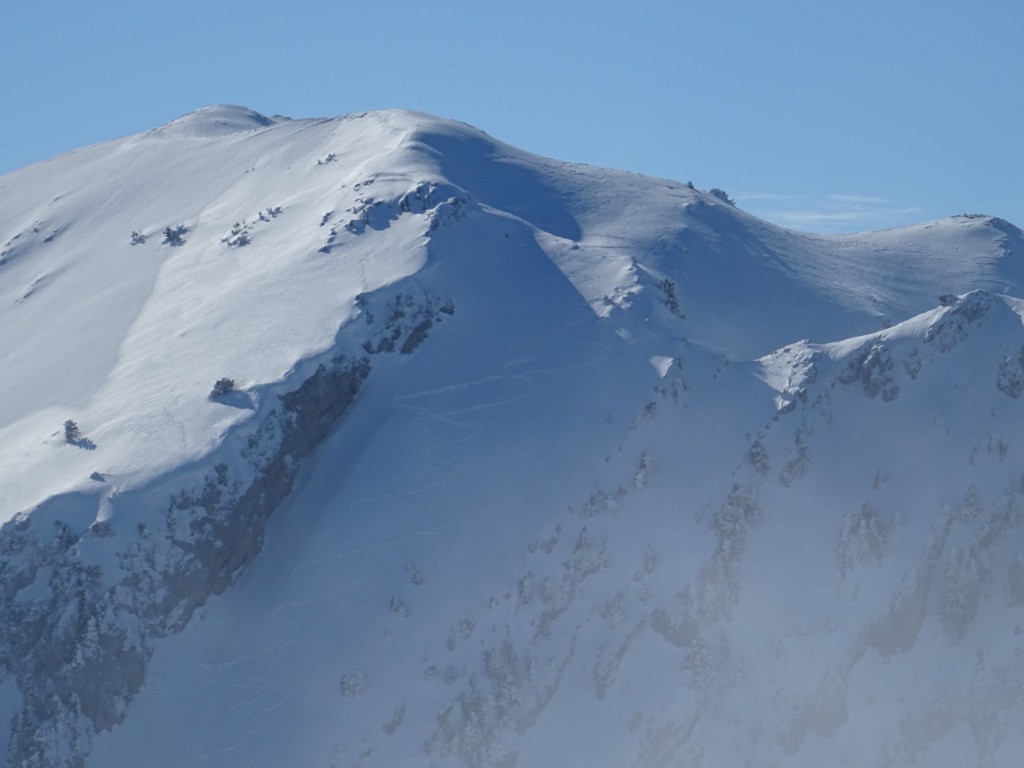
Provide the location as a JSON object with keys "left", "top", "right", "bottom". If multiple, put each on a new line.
{"left": 0, "top": 105, "right": 1023, "bottom": 767}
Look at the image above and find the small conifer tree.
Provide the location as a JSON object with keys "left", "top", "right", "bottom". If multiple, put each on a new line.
{"left": 162, "top": 225, "right": 187, "bottom": 246}
{"left": 210, "top": 378, "right": 236, "bottom": 398}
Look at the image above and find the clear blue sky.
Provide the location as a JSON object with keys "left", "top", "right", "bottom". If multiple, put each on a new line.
{"left": 2, "top": 0, "right": 1021, "bottom": 233}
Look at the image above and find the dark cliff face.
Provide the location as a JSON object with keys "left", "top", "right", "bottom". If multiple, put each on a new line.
{"left": 0, "top": 291, "right": 451, "bottom": 768}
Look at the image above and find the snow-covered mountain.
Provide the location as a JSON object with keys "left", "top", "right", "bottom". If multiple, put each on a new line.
{"left": 2, "top": 104, "right": 1024, "bottom": 767}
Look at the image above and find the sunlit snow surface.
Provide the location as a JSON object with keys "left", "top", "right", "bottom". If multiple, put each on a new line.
{"left": 1, "top": 106, "right": 1024, "bottom": 767}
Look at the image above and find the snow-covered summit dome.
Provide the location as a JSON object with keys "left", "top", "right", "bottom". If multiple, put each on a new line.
{"left": 148, "top": 104, "right": 280, "bottom": 138}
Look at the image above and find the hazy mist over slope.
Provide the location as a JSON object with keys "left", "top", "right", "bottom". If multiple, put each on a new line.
{"left": 1, "top": 106, "right": 1023, "bottom": 767}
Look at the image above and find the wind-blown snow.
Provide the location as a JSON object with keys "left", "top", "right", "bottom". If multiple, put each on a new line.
{"left": 1, "top": 106, "right": 1023, "bottom": 768}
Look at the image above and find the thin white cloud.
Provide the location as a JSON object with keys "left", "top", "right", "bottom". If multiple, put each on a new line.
{"left": 736, "top": 192, "right": 924, "bottom": 234}
{"left": 739, "top": 192, "right": 795, "bottom": 202}
{"left": 826, "top": 193, "right": 893, "bottom": 205}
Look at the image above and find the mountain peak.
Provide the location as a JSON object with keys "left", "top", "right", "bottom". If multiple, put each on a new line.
{"left": 4, "top": 106, "right": 1024, "bottom": 768}
{"left": 148, "top": 104, "right": 280, "bottom": 138}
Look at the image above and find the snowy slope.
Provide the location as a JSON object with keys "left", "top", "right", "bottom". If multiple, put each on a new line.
{"left": 1, "top": 106, "right": 1024, "bottom": 767}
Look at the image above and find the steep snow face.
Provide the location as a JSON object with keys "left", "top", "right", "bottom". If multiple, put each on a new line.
{"left": 85, "top": 281, "right": 1024, "bottom": 768}
{"left": 1, "top": 106, "right": 1024, "bottom": 767}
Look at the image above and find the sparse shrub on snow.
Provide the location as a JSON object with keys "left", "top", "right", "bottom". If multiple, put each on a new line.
{"left": 222, "top": 220, "right": 256, "bottom": 248}
{"left": 659, "top": 278, "right": 682, "bottom": 316}
{"left": 162, "top": 225, "right": 187, "bottom": 246}
{"left": 339, "top": 670, "right": 368, "bottom": 697}
{"left": 747, "top": 438, "right": 770, "bottom": 477}
{"left": 130, "top": 230, "right": 146, "bottom": 246}
{"left": 406, "top": 563, "right": 425, "bottom": 586}
{"left": 209, "top": 378, "right": 236, "bottom": 399}
{"left": 708, "top": 188, "right": 736, "bottom": 206}
{"left": 62, "top": 419, "right": 95, "bottom": 449}
{"left": 997, "top": 349, "right": 1024, "bottom": 398}
{"left": 389, "top": 595, "right": 406, "bottom": 616}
